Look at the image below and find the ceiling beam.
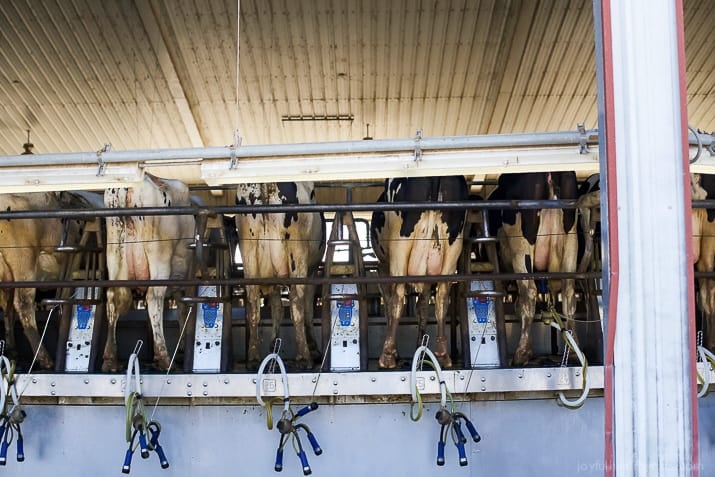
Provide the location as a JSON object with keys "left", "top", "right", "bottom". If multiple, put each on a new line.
{"left": 135, "top": 0, "right": 204, "bottom": 148}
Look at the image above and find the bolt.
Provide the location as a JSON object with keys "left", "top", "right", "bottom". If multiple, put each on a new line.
{"left": 430, "top": 376, "right": 435, "bottom": 381}
{"left": 480, "top": 377, "right": 486, "bottom": 383}
{"left": 187, "top": 382, "right": 192, "bottom": 387}
{"left": 84, "top": 379, "right": 89, "bottom": 384}
{"left": 50, "top": 381, "right": 56, "bottom": 387}
{"left": 311, "top": 377, "right": 317, "bottom": 383}
{"left": 224, "top": 378, "right": 230, "bottom": 384}
{"left": 333, "top": 389, "right": 338, "bottom": 395}
{"left": 31, "top": 378, "right": 37, "bottom": 384}
{"left": 333, "top": 380, "right": 338, "bottom": 386}
{"left": 51, "top": 390, "right": 56, "bottom": 396}
{"left": 400, "top": 376, "right": 406, "bottom": 382}
{"left": 481, "top": 386, "right": 486, "bottom": 392}
{"left": 111, "top": 378, "right": 117, "bottom": 384}
{"left": 547, "top": 373, "right": 552, "bottom": 378}
{"left": 166, "top": 379, "right": 172, "bottom": 385}
{"left": 460, "top": 375, "right": 465, "bottom": 381}
{"left": 203, "top": 391, "right": 208, "bottom": 396}
{"left": 370, "top": 377, "right": 376, "bottom": 383}
{"left": 252, "top": 378, "right": 257, "bottom": 384}
{"left": 203, "top": 382, "right": 208, "bottom": 387}
{"left": 187, "top": 391, "right": 193, "bottom": 397}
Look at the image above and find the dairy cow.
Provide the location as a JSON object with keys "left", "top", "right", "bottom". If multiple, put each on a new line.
{"left": 488, "top": 172, "right": 579, "bottom": 366}
{"left": 370, "top": 176, "right": 468, "bottom": 369}
{"left": 103, "top": 174, "right": 195, "bottom": 371}
{"left": 235, "top": 182, "right": 325, "bottom": 369}
{"left": 0, "top": 192, "right": 95, "bottom": 368}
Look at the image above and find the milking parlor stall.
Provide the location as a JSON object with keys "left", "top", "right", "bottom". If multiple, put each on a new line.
{"left": 0, "top": 1, "right": 713, "bottom": 476}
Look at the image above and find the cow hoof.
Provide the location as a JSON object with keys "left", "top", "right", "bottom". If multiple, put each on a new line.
{"left": 246, "top": 358, "right": 260, "bottom": 371}
{"left": 378, "top": 353, "right": 397, "bottom": 369}
{"left": 294, "top": 357, "right": 314, "bottom": 370}
{"left": 512, "top": 348, "right": 532, "bottom": 367}
{"left": 102, "top": 360, "right": 121, "bottom": 373}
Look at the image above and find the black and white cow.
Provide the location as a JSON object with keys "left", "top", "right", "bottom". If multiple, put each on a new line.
{"left": 103, "top": 174, "right": 196, "bottom": 371}
{"left": 488, "top": 172, "right": 579, "bottom": 366}
{"left": 371, "top": 176, "right": 468, "bottom": 369}
{"left": 235, "top": 182, "right": 325, "bottom": 369}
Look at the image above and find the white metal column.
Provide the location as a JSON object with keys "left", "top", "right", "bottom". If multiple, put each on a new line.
{"left": 604, "top": 1, "right": 696, "bottom": 475}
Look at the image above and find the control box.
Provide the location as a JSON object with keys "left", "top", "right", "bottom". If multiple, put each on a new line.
{"left": 192, "top": 285, "right": 224, "bottom": 372}
{"left": 466, "top": 280, "right": 500, "bottom": 368}
{"left": 330, "top": 283, "right": 361, "bottom": 371}
{"left": 65, "top": 288, "right": 99, "bottom": 372}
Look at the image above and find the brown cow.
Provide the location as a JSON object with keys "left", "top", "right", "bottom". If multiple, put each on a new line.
{"left": 103, "top": 174, "right": 195, "bottom": 371}
{"left": 235, "top": 182, "right": 325, "bottom": 369}
{"left": 0, "top": 192, "right": 93, "bottom": 369}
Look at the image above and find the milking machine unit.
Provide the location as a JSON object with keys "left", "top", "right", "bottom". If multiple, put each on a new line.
{"left": 410, "top": 337, "right": 481, "bottom": 467}
{"left": 256, "top": 346, "right": 323, "bottom": 475}
{"left": 0, "top": 346, "right": 25, "bottom": 466}
{"left": 121, "top": 342, "right": 169, "bottom": 474}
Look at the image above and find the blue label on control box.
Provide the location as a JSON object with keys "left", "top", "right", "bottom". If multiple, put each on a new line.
{"left": 201, "top": 302, "right": 219, "bottom": 328}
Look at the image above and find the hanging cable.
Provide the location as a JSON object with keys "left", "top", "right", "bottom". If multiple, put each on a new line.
{"left": 0, "top": 343, "right": 24, "bottom": 466}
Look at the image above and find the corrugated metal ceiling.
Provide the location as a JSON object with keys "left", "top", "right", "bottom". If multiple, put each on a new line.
{"left": 0, "top": 0, "right": 713, "bottom": 160}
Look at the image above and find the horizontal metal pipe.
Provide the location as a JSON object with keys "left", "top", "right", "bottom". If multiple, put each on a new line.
{"left": 3, "top": 271, "right": 603, "bottom": 290}
{"left": 0, "top": 199, "right": 585, "bottom": 221}
{"left": 0, "top": 130, "right": 598, "bottom": 167}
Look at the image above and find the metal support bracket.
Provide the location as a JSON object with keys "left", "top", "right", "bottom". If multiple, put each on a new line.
{"left": 229, "top": 129, "right": 242, "bottom": 170}
{"left": 709, "top": 131, "right": 715, "bottom": 157}
{"left": 414, "top": 129, "right": 423, "bottom": 162}
{"left": 96, "top": 144, "right": 111, "bottom": 176}
{"left": 577, "top": 124, "right": 589, "bottom": 154}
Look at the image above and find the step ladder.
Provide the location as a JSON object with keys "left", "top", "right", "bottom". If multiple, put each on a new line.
{"left": 458, "top": 209, "right": 508, "bottom": 368}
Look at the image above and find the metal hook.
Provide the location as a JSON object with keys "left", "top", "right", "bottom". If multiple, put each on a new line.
{"left": 269, "top": 339, "right": 283, "bottom": 375}
{"left": 132, "top": 340, "right": 144, "bottom": 357}
{"left": 689, "top": 125, "right": 703, "bottom": 164}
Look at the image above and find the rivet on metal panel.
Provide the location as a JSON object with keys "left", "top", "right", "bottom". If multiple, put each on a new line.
{"left": 575, "top": 369, "right": 581, "bottom": 377}
{"left": 518, "top": 372, "right": 524, "bottom": 379}
{"left": 332, "top": 380, "right": 338, "bottom": 386}
{"left": 430, "top": 375, "right": 435, "bottom": 381}
{"left": 50, "top": 381, "right": 56, "bottom": 387}
{"left": 84, "top": 379, "right": 89, "bottom": 384}
{"left": 481, "top": 386, "right": 486, "bottom": 392}
{"left": 224, "top": 378, "right": 230, "bottom": 384}
{"left": 252, "top": 378, "right": 257, "bottom": 384}
{"left": 547, "top": 373, "right": 552, "bottom": 378}
{"left": 370, "top": 377, "right": 376, "bottom": 383}
{"left": 459, "top": 375, "right": 465, "bottom": 381}
{"left": 111, "top": 378, "right": 117, "bottom": 384}
{"left": 480, "top": 376, "right": 486, "bottom": 383}
{"left": 203, "top": 382, "right": 208, "bottom": 387}
{"left": 332, "top": 389, "right": 338, "bottom": 395}
{"left": 400, "top": 376, "right": 406, "bottom": 382}
{"left": 31, "top": 378, "right": 37, "bottom": 384}
{"left": 187, "top": 391, "right": 192, "bottom": 397}
{"left": 166, "top": 379, "right": 171, "bottom": 385}
{"left": 203, "top": 391, "right": 208, "bottom": 396}
{"left": 187, "top": 382, "right": 192, "bottom": 387}
{"left": 312, "top": 377, "right": 317, "bottom": 383}
{"left": 51, "top": 391, "right": 56, "bottom": 396}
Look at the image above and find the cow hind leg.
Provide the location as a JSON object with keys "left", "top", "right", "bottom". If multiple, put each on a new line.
{"left": 102, "top": 287, "right": 133, "bottom": 372}
{"left": 146, "top": 287, "right": 171, "bottom": 371}
{"left": 432, "top": 282, "right": 453, "bottom": 369}
{"left": 0, "top": 290, "right": 16, "bottom": 358}
{"left": 513, "top": 280, "right": 537, "bottom": 366}
{"left": 289, "top": 284, "right": 313, "bottom": 370}
{"left": 304, "top": 284, "right": 321, "bottom": 362}
{"left": 245, "top": 285, "right": 263, "bottom": 370}
{"left": 379, "top": 283, "right": 406, "bottom": 369}
{"left": 15, "top": 288, "right": 53, "bottom": 369}
{"left": 415, "top": 286, "right": 430, "bottom": 347}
